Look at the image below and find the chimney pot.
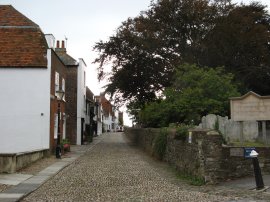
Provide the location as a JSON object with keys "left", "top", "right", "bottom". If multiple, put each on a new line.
{"left": 62, "top": 40, "right": 65, "bottom": 48}
{"left": 56, "top": 40, "right": 60, "bottom": 48}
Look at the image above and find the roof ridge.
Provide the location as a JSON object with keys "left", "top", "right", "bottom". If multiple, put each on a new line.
{"left": 0, "top": 26, "right": 39, "bottom": 28}
{"left": 0, "top": 5, "right": 40, "bottom": 27}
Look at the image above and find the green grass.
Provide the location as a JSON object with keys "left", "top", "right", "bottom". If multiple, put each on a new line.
{"left": 167, "top": 166, "right": 205, "bottom": 186}
{"left": 176, "top": 172, "right": 205, "bottom": 186}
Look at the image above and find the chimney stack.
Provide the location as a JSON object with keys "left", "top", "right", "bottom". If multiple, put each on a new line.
{"left": 45, "top": 34, "right": 55, "bottom": 49}
{"left": 56, "top": 40, "right": 60, "bottom": 48}
{"left": 62, "top": 40, "right": 65, "bottom": 48}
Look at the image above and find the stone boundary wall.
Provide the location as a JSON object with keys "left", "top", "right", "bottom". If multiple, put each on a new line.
{"left": 125, "top": 128, "right": 270, "bottom": 184}
{"left": 0, "top": 149, "right": 50, "bottom": 173}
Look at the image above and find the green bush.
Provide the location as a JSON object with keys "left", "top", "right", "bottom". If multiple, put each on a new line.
{"left": 174, "top": 124, "right": 189, "bottom": 141}
{"left": 153, "top": 128, "right": 168, "bottom": 159}
{"left": 61, "top": 138, "right": 70, "bottom": 145}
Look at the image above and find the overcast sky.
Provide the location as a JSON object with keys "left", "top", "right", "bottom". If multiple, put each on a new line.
{"left": 1, "top": 0, "right": 269, "bottom": 125}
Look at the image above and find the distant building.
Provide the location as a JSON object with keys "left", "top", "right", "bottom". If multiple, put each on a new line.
{"left": 85, "top": 87, "right": 95, "bottom": 141}
{"left": 94, "top": 95, "right": 103, "bottom": 135}
{"left": 94, "top": 93, "right": 123, "bottom": 134}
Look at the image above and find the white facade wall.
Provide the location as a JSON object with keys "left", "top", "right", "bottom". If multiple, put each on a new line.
{"left": 76, "top": 59, "right": 87, "bottom": 145}
{"left": 114, "top": 111, "right": 119, "bottom": 132}
{"left": 97, "top": 121, "right": 102, "bottom": 135}
{"left": 0, "top": 50, "right": 51, "bottom": 153}
{"left": 85, "top": 102, "right": 90, "bottom": 125}
{"left": 103, "top": 113, "right": 113, "bottom": 132}
{"left": 96, "top": 104, "right": 103, "bottom": 136}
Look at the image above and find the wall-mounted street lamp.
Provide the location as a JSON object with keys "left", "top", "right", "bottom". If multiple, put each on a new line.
{"left": 56, "top": 89, "right": 65, "bottom": 159}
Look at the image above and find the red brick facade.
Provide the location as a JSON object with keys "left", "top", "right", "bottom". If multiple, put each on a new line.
{"left": 50, "top": 50, "right": 66, "bottom": 152}
{"left": 65, "top": 66, "right": 78, "bottom": 144}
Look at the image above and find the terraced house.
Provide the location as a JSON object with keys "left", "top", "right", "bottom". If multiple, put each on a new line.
{"left": 55, "top": 40, "right": 87, "bottom": 145}
{"left": 0, "top": 5, "right": 66, "bottom": 172}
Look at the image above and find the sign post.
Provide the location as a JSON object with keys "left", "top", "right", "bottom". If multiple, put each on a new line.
{"left": 249, "top": 150, "right": 264, "bottom": 190}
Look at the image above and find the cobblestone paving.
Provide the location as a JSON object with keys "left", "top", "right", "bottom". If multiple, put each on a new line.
{"left": 0, "top": 184, "right": 10, "bottom": 193}
{"left": 21, "top": 133, "right": 267, "bottom": 202}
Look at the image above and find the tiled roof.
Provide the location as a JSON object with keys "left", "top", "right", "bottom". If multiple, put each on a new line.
{"left": 0, "top": 5, "right": 38, "bottom": 27}
{"left": 55, "top": 48, "right": 78, "bottom": 66}
{"left": 0, "top": 5, "right": 47, "bottom": 67}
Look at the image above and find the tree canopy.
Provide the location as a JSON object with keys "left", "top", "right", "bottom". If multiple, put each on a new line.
{"left": 139, "top": 64, "right": 240, "bottom": 127}
{"left": 93, "top": 0, "right": 270, "bottom": 123}
{"left": 198, "top": 2, "right": 270, "bottom": 95}
{"left": 94, "top": 0, "right": 235, "bottom": 104}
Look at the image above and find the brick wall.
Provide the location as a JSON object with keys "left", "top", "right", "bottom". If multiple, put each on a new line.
{"left": 65, "top": 66, "right": 78, "bottom": 144}
{"left": 50, "top": 51, "right": 66, "bottom": 152}
{"left": 125, "top": 128, "right": 270, "bottom": 184}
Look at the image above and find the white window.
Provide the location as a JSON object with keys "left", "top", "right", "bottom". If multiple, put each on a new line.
{"left": 62, "top": 78, "right": 65, "bottom": 91}
{"left": 55, "top": 72, "right": 59, "bottom": 95}
{"left": 62, "top": 78, "right": 65, "bottom": 100}
{"left": 54, "top": 113, "right": 58, "bottom": 139}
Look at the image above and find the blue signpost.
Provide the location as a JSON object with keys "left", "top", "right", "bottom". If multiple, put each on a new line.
{"left": 244, "top": 147, "right": 255, "bottom": 158}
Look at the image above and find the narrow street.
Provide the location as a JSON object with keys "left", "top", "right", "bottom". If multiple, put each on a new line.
{"left": 20, "top": 133, "right": 265, "bottom": 202}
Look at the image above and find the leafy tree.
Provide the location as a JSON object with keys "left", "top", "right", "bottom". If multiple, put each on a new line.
{"left": 93, "top": 0, "right": 234, "bottom": 105}
{"left": 93, "top": 0, "right": 270, "bottom": 124}
{"left": 199, "top": 2, "right": 270, "bottom": 95}
{"left": 139, "top": 64, "right": 240, "bottom": 127}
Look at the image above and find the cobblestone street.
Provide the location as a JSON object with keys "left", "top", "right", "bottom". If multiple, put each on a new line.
{"left": 21, "top": 133, "right": 268, "bottom": 202}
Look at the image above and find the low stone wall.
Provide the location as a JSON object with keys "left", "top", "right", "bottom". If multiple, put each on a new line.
{"left": 0, "top": 149, "right": 50, "bottom": 173}
{"left": 125, "top": 128, "right": 270, "bottom": 184}
{"left": 221, "top": 147, "right": 270, "bottom": 179}
{"left": 0, "top": 154, "right": 16, "bottom": 173}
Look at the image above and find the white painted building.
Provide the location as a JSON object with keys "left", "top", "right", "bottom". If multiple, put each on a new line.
{"left": 0, "top": 65, "right": 51, "bottom": 153}
{"left": 77, "top": 58, "right": 87, "bottom": 145}
{"left": 0, "top": 5, "right": 51, "bottom": 153}
{"left": 93, "top": 96, "right": 103, "bottom": 136}
{"left": 103, "top": 112, "right": 113, "bottom": 132}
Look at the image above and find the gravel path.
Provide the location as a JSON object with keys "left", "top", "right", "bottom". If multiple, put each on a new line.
{"left": 21, "top": 133, "right": 252, "bottom": 201}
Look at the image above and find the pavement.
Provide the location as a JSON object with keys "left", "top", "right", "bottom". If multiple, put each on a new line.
{"left": 0, "top": 133, "right": 270, "bottom": 201}
{"left": 217, "top": 174, "right": 270, "bottom": 194}
{"left": 0, "top": 135, "right": 104, "bottom": 202}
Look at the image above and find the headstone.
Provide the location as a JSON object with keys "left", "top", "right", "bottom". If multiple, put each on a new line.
{"left": 205, "top": 114, "right": 217, "bottom": 129}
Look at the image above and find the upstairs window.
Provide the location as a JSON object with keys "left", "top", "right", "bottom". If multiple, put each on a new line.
{"left": 55, "top": 72, "right": 59, "bottom": 95}
{"left": 62, "top": 78, "right": 65, "bottom": 91}
{"left": 62, "top": 78, "right": 65, "bottom": 100}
